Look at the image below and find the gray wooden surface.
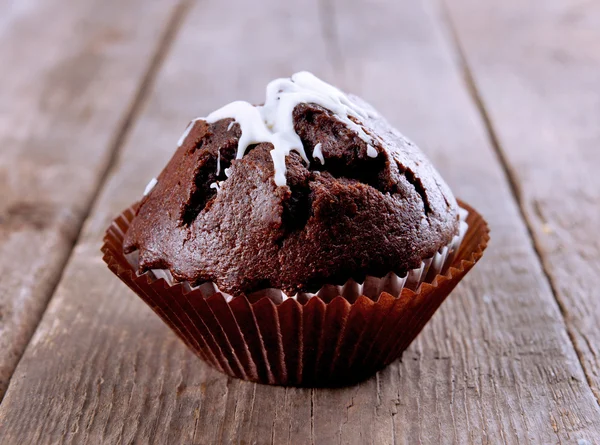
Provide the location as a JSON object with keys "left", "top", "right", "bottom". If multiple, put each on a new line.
{"left": 444, "top": 0, "right": 600, "bottom": 403}
{"left": 0, "top": 0, "right": 599, "bottom": 443}
{"left": 0, "top": 0, "right": 183, "bottom": 397}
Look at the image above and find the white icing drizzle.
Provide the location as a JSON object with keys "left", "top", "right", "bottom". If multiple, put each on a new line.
{"left": 143, "top": 177, "right": 158, "bottom": 196}
{"left": 313, "top": 143, "right": 324, "bottom": 165}
{"left": 227, "top": 121, "right": 235, "bottom": 131}
{"left": 177, "top": 119, "right": 199, "bottom": 147}
{"left": 209, "top": 182, "right": 221, "bottom": 192}
{"left": 216, "top": 148, "right": 221, "bottom": 175}
{"left": 177, "top": 71, "right": 378, "bottom": 186}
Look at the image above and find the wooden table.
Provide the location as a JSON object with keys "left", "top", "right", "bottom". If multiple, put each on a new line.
{"left": 1, "top": 0, "right": 599, "bottom": 443}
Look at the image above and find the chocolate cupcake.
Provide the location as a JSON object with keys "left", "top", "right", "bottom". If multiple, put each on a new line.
{"left": 103, "top": 72, "right": 488, "bottom": 386}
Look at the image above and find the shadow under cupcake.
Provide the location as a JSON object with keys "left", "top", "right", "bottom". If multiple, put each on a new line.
{"left": 102, "top": 72, "right": 489, "bottom": 387}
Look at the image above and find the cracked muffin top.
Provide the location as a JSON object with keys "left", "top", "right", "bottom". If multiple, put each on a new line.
{"left": 123, "top": 72, "right": 459, "bottom": 297}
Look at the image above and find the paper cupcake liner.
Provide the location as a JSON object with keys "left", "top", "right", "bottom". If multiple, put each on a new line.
{"left": 102, "top": 200, "right": 488, "bottom": 386}
{"left": 134, "top": 207, "right": 468, "bottom": 304}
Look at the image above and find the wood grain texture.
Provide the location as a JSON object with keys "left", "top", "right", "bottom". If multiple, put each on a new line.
{"left": 0, "top": 0, "right": 327, "bottom": 442}
{"left": 441, "top": 0, "right": 600, "bottom": 404}
{"left": 312, "top": 0, "right": 600, "bottom": 442}
{"left": 1, "top": 1, "right": 600, "bottom": 445}
{"left": 0, "top": 0, "right": 182, "bottom": 398}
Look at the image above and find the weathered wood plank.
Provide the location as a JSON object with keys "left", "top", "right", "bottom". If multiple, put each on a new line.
{"left": 309, "top": 0, "right": 600, "bottom": 442}
{"left": 1, "top": 1, "right": 600, "bottom": 444}
{"left": 0, "top": 0, "right": 183, "bottom": 398}
{"left": 442, "top": 0, "right": 600, "bottom": 404}
{"left": 0, "top": 0, "right": 325, "bottom": 442}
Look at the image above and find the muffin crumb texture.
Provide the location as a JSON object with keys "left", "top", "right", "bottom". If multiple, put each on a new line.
{"left": 124, "top": 73, "right": 459, "bottom": 297}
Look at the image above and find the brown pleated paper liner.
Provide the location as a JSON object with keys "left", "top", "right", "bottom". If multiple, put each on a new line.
{"left": 102, "top": 200, "right": 489, "bottom": 387}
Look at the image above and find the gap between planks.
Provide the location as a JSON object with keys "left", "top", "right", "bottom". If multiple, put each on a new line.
{"left": 434, "top": 0, "right": 600, "bottom": 408}
{"left": 0, "top": 0, "right": 193, "bottom": 405}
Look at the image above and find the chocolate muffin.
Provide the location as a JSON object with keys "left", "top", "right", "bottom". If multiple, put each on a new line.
{"left": 123, "top": 72, "right": 459, "bottom": 298}
{"left": 104, "top": 71, "right": 489, "bottom": 386}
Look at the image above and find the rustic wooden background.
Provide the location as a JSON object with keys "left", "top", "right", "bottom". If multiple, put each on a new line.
{"left": 1, "top": 0, "right": 599, "bottom": 443}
